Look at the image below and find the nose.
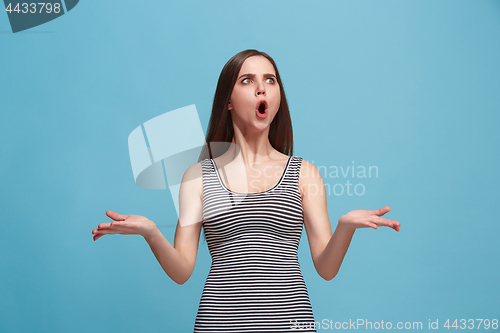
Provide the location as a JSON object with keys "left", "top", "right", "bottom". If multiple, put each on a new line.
{"left": 256, "top": 80, "right": 266, "bottom": 96}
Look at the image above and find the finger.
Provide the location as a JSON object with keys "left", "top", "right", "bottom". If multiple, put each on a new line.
{"left": 372, "top": 216, "right": 396, "bottom": 226}
{"left": 99, "top": 222, "right": 138, "bottom": 235}
{"left": 373, "top": 217, "right": 400, "bottom": 230}
{"left": 93, "top": 227, "right": 113, "bottom": 235}
{"left": 389, "top": 219, "right": 401, "bottom": 231}
{"left": 94, "top": 228, "right": 122, "bottom": 236}
{"left": 93, "top": 222, "right": 131, "bottom": 240}
{"left": 372, "top": 206, "right": 391, "bottom": 216}
{"left": 98, "top": 221, "right": 129, "bottom": 229}
{"left": 93, "top": 229, "right": 104, "bottom": 240}
{"left": 394, "top": 220, "right": 401, "bottom": 230}
{"left": 106, "top": 210, "right": 127, "bottom": 221}
{"left": 93, "top": 232, "right": 110, "bottom": 241}
{"left": 110, "top": 221, "right": 128, "bottom": 227}
{"left": 93, "top": 234, "right": 104, "bottom": 241}
{"left": 97, "top": 222, "right": 113, "bottom": 229}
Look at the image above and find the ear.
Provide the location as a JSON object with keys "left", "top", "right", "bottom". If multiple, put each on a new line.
{"left": 228, "top": 101, "right": 232, "bottom": 111}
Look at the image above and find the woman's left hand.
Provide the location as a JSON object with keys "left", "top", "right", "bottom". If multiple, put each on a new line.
{"left": 338, "top": 206, "right": 400, "bottom": 232}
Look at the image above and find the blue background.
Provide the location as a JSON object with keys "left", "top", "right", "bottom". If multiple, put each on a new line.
{"left": 1, "top": 1, "right": 499, "bottom": 332}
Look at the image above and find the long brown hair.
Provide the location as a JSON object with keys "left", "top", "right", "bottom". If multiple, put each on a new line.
{"left": 198, "top": 49, "right": 294, "bottom": 162}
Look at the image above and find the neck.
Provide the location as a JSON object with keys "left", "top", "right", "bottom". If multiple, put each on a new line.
{"left": 227, "top": 125, "right": 275, "bottom": 165}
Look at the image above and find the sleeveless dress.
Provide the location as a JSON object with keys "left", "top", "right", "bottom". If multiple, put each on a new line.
{"left": 194, "top": 155, "right": 317, "bottom": 332}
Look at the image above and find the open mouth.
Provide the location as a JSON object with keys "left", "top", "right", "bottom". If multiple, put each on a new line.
{"left": 258, "top": 102, "right": 266, "bottom": 114}
{"left": 256, "top": 100, "right": 268, "bottom": 118}
{"left": 255, "top": 101, "right": 268, "bottom": 118}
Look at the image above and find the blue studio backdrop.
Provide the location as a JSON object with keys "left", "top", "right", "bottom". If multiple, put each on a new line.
{"left": 1, "top": 1, "right": 499, "bottom": 332}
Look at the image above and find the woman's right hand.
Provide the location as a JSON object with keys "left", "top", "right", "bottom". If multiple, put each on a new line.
{"left": 92, "top": 211, "right": 158, "bottom": 241}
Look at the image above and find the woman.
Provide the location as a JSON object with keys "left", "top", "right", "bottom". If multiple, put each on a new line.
{"left": 92, "top": 49, "right": 400, "bottom": 332}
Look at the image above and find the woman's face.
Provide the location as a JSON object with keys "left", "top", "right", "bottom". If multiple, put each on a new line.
{"left": 228, "top": 55, "right": 281, "bottom": 133}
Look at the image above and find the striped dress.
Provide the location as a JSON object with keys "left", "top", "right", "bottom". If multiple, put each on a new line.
{"left": 194, "top": 155, "right": 317, "bottom": 332}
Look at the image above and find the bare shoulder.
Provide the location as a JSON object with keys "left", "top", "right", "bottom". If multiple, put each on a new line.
{"left": 181, "top": 161, "right": 204, "bottom": 200}
{"left": 298, "top": 158, "right": 322, "bottom": 179}
{"left": 298, "top": 158, "right": 325, "bottom": 198}
{"left": 183, "top": 160, "right": 203, "bottom": 178}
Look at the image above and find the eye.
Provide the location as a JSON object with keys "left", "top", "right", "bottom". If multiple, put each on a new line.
{"left": 241, "top": 78, "right": 251, "bottom": 84}
{"left": 266, "top": 78, "right": 275, "bottom": 84}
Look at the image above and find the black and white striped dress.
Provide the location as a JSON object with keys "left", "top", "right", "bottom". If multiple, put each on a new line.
{"left": 194, "top": 155, "right": 317, "bottom": 332}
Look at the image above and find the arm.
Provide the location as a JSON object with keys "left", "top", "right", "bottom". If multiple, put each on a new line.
{"left": 299, "top": 160, "right": 400, "bottom": 281}
{"left": 144, "top": 221, "right": 201, "bottom": 285}
{"left": 92, "top": 162, "right": 204, "bottom": 285}
{"left": 145, "top": 162, "right": 203, "bottom": 284}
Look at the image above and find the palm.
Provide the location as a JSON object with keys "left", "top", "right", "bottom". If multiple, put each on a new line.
{"left": 92, "top": 211, "right": 157, "bottom": 241}
{"left": 339, "top": 206, "right": 400, "bottom": 232}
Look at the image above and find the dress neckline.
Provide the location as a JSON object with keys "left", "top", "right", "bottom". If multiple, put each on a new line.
{"left": 210, "top": 156, "right": 293, "bottom": 195}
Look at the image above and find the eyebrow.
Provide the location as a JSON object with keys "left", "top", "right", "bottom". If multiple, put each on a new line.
{"left": 238, "top": 73, "right": 277, "bottom": 80}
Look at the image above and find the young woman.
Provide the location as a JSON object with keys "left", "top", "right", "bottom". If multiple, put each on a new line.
{"left": 92, "top": 49, "right": 400, "bottom": 332}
